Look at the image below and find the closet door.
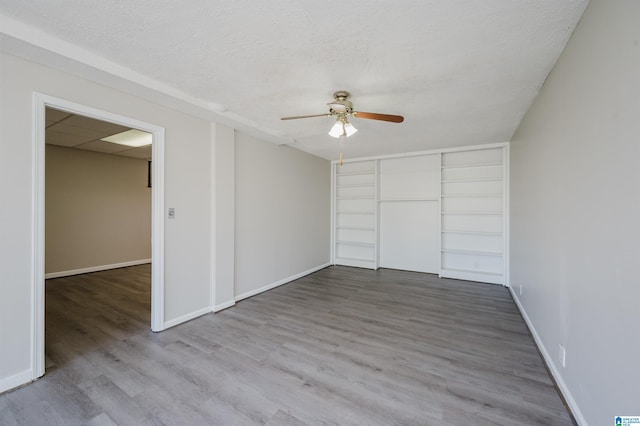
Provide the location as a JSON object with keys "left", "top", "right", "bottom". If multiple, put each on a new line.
{"left": 378, "top": 155, "right": 440, "bottom": 273}
{"left": 440, "top": 147, "right": 506, "bottom": 284}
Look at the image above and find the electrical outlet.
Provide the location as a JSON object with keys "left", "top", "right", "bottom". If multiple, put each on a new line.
{"left": 519, "top": 284, "right": 523, "bottom": 296}
{"left": 559, "top": 344, "right": 566, "bottom": 368}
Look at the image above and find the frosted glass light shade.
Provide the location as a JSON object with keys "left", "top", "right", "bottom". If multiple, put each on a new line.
{"left": 328, "top": 119, "right": 357, "bottom": 138}
{"left": 328, "top": 121, "right": 344, "bottom": 138}
{"left": 344, "top": 122, "right": 358, "bottom": 137}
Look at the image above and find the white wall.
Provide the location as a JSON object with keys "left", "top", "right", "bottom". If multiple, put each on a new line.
{"left": 212, "top": 123, "right": 236, "bottom": 310}
{"left": 45, "top": 145, "right": 151, "bottom": 275}
{"left": 0, "top": 52, "right": 212, "bottom": 390}
{"left": 509, "top": 1, "right": 640, "bottom": 424}
{"left": 0, "top": 51, "right": 333, "bottom": 394}
{"left": 234, "top": 132, "right": 330, "bottom": 299}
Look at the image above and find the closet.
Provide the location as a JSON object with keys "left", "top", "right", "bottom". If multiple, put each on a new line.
{"left": 331, "top": 144, "right": 507, "bottom": 285}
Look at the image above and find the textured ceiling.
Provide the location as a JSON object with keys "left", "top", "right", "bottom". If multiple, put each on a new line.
{"left": 0, "top": 1, "right": 588, "bottom": 161}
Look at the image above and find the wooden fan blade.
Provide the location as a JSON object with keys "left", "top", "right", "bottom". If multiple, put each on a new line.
{"left": 281, "top": 113, "right": 332, "bottom": 120}
{"left": 352, "top": 111, "right": 404, "bottom": 123}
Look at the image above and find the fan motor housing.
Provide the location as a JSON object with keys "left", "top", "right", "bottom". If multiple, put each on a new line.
{"left": 328, "top": 91, "right": 353, "bottom": 114}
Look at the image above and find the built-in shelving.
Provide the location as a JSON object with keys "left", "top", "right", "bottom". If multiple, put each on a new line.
{"left": 440, "top": 147, "right": 506, "bottom": 285}
{"left": 333, "top": 160, "right": 377, "bottom": 269}
{"left": 331, "top": 144, "right": 508, "bottom": 286}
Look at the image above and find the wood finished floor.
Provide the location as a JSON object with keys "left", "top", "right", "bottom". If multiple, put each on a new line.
{"left": 0, "top": 265, "right": 573, "bottom": 425}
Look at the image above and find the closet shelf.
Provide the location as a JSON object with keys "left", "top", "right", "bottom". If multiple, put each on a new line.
{"left": 442, "top": 248, "right": 503, "bottom": 256}
{"left": 441, "top": 161, "right": 502, "bottom": 170}
{"left": 378, "top": 198, "right": 439, "bottom": 202}
{"left": 336, "top": 210, "right": 375, "bottom": 215}
{"left": 336, "top": 171, "right": 375, "bottom": 176}
{"left": 441, "top": 211, "right": 503, "bottom": 215}
{"left": 442, "top": 229, "right": 502, "bottom": 236}
{"left": 441, "top": 267, "right": 503, "bottom": 276}
{"left": 336, "top": 226, "right": 376, "bottom": 230}
{"left": 441, "top": 193, "right": 502, "bottom": 198}
{"left": 336, "top": 240, "right": 375, "bottom": 247}
{"left": 336, "top": 183, "right": 376, "bottom": 188}
{"left": 337, "top": 196, "right": 376, "bottom": 200}
{"left": 442, "top": 178, "right": 503, "bottom": 183}
{"left": 335, "top": 255, "right": 376, "bottom": 262}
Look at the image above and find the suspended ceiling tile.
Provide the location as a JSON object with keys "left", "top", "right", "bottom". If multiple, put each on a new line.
{"left": 45, "top": 108, "right": 73, "bottom": 127}
{"left": 45, "top": 129, "right": 96, "bottom": 147}
{"left": 114, "top": 145, "right": 152, "bottom": 159}
{"left": 64, "top": 114, "right": 130, "bottom": 136}
{"left": 75, "top": 140, "right": 131, "bottom": 154}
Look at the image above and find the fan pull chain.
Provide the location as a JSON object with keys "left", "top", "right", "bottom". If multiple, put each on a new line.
{"left": 339, "top": 151, "right": 343, "bottom": 166}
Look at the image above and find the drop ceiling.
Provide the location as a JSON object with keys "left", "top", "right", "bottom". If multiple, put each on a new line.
{"left": 46, "top": 108, "right": 152, "bottom": 160}
{"left": 0, "top": 1, "right": 588, "bottom": 160}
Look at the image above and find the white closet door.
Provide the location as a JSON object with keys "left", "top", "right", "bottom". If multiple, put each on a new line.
{"left": 379, "top": 201, "right": 439, "bottom": 273}
{"left": 378, "top": 154, "right": 440, "bottom": 273}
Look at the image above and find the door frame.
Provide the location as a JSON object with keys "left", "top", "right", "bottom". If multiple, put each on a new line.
{"left": 32, "top": 93, "right": 166, "bottom": 379}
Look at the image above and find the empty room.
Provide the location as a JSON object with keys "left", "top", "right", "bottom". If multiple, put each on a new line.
{"left": 0, "top": 1, "right": 638, "bottom": 425}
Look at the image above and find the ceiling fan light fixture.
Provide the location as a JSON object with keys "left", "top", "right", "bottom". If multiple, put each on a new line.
{"left": 344, "top": 122, "right": 358, "bottom": 137}
{"left": 329, "top": 115, "right": 358, "bottom": 138}
{"left": 328, "top": 120, "right": 345, "bottom": 138}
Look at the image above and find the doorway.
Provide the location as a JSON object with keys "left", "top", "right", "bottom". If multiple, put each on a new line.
{"left": 32, "top": 94, "right": 165, "bottom": 379}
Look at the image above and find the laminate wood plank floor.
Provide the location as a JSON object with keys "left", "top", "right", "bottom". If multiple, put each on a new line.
{"left": 0, "top": 265, "right": 574, "bottom": 425}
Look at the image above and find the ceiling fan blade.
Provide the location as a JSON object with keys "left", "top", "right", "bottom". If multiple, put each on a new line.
{"left": 281, "top": 113, "right": 332, "bottom": 120}
{"left": 352, "top": 111, "right": 404, "bottom": 123}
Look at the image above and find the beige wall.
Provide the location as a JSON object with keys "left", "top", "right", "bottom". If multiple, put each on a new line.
{"left": 510, "top": 0, "right": 640, "bottom": 424}
{"left": 45, "top": 145, "right": 151, "bottom": 275}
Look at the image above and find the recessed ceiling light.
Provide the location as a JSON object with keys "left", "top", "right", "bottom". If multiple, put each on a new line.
{"left": 101, "top": 129, "right": 152, "bottom": 147}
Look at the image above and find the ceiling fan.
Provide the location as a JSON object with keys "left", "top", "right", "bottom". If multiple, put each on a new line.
{"left": 281, "top": 91, "right": 404, "bottom": 139}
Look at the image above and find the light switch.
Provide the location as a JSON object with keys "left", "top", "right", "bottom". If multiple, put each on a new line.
{"left": 168, "top": 208, "right": 175, "bottom": 219}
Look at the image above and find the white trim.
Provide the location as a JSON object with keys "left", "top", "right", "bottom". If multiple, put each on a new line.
{"left": 330, "top": 162, "right": 336, "bottom": 265}
{"left": 150, "top": 126, "right": 165, "bottom": 332}
{"left": 213, "top": 300, "right": 236, "bottom": 312}
{"left": 32, "top": 93, "right": 166, "bottom": 381}
{"left": 44, "top": 259, "right": 152, "bottom": 279}
{"left": 331, "top": 142, "right": 510, "bottom": 165}
{"left": 163, "top": 306, "right": 212, "bottom": 330}
{"left": 503, "top": 143, "right": 510, "bottom": 287}
{"left": 210, "top": 123, "right": 217, "bottom": 313}
{"left": 32, "top": 93, "right": 46, "bottom": 380}
{"left": 234, "top": 263, "right": 331, "bottom": 302}
{"left": 0, "top": 369, "right": 33, "bottom": 394}
{"left": 509, "top": 288, "right": 587, "bottom": 426}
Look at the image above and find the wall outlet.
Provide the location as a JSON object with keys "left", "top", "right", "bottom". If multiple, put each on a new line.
{"left": 519, "top": 284, "right": 523, "bottom": 296}
{"left": 559, "top": 344, "right": 566, "bottom": 368}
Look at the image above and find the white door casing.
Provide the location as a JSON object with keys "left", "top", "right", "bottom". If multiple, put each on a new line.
{"left": 31, "top": 93, "right": 166, "bottom": 379}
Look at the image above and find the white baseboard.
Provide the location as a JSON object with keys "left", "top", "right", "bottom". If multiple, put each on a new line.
{"left": 45, "top": 259, "right": 152, "bottom": 279}
{"left": 163, "top": 306, "right": 212, "bottom": 330}
{"left": 234, "top": 263, "right": 330, "bottom": 302}
{"left": 0, "top": 369, "right": 32, "bottom": 395}
{"left": 213, "top": 299, "right": 236, "bottom": 312}
{"left": 509, "top": 288, "right": 587, "bottom": 426}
